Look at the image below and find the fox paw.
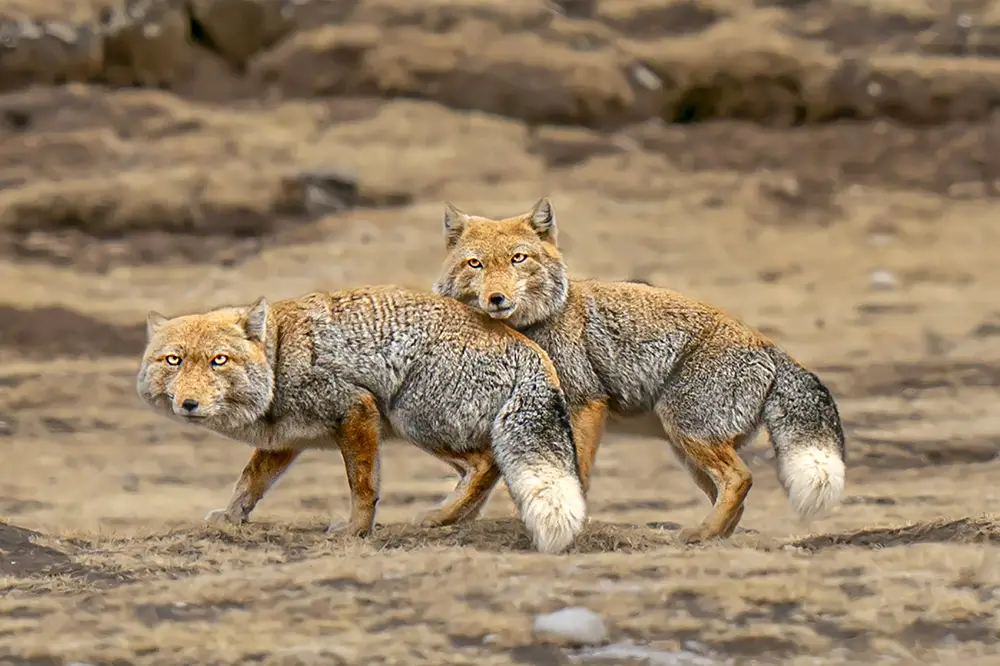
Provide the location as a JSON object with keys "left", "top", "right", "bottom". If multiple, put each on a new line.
{"left": 416, "top": 511, "right": 454, "bottom": 528}
{"left": 416, "top": 507, "right": 483, "bottom": 528}
{"left": 204, "top": 508, "right": 245, "bottom": 526}
{"left": 324, "top": 519, "right": 372, "bottom": 539}
{"left": 678, "top": 527, "right": 721, "bottom": 545}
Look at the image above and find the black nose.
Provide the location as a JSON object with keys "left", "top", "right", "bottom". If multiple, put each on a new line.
{"left": 488, "top": 293, "right": 507, "bottom": 306}
{"left": 181, "top": 398, "right": 199, "bottom": 412}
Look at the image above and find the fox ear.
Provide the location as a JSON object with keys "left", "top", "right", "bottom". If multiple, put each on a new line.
{"left": 146, "top": 311, "right": 168, "bottom": 339}
{"left": 443, "top": 202, "right": 468, "bottom": 248}
{"left": 528, "top": 198, "right": 557, "bottom": 243}
{"left": 243, "top": 297, "right": 269, "bottom": 343}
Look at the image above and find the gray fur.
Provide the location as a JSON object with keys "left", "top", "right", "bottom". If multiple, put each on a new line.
{"left": 433, "top": 203, "right": 847, "bottom": 527}
{"left": 136, "top": 286, "right": 585, "bottom": 553}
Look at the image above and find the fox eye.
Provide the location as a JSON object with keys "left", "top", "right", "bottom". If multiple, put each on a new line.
{"left": 466, "top": 258, "right": 483, "bottom": 269}
{"left": 511, "top": 253, "right": 528, "bottom": 264}
{"left": 211, "top": 354, "right": 229, "bottom": 367}
{"left": 165, "top": 354, "right": 182, "bottom": 366}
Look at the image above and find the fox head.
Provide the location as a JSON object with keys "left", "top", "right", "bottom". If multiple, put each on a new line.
{"left": 136, "top": 298, "right": 275, "bottom": 433}
{"left": 432, "top": 198, "right": 569, "bottom": 329}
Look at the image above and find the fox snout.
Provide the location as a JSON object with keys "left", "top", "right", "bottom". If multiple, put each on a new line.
{"left": 480, "top": 289, "right": 516, "bottom": 319}
{"left": 175, "top": 397, "right": 202, "bottom": 416}
{"left": 168, "top": 391, "right": 214, "bottom": 419}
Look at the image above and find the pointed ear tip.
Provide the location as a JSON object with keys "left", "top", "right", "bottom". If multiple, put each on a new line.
{"left": 146, "top": 311, "right": 166, "bottom": 337}
{"left": 530, "top": 198, "right": 552, "bottom": 215}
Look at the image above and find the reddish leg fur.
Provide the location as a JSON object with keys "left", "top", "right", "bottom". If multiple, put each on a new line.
{"left": 418, "top": 448, "right": 502, "bottom": 527}
{"left": 206, "top": 448, "right": 301, "bottom": 525}
{"left": 672, "top": 438, "right": 753, "bottom": 544}
{"left": 571, "top": 399, "right": 609, "bottom": 494}
{"left": 326, "top": 395, "right": 383, "bottom": 538}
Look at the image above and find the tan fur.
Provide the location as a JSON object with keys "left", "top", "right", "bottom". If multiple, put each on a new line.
{"left": 433, "top": 200, "right": 847, "bottom": 542}
{"left": 569, "top": 399, "right": 609, "bottom": 494}
{"left": 137, "top": 287, "right": 587, "bottom": 554}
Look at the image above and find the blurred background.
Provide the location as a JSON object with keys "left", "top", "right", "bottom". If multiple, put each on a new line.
{"left": 2, "top": 1, "right": 1000, "bottom": 664}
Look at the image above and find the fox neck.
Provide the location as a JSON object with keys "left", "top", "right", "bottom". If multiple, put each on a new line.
{"left": 214, "top": 420, "right": 280, "bottom": 450}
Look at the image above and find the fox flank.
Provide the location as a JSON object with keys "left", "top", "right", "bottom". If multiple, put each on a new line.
{"left": 433, "top": 199, "right": 847, "bottom": 543}
{"left": 137, "top": 287, "right": 587, "bottom": 554}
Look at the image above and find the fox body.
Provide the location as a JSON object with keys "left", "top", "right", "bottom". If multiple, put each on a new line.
{"left": 136, "top": 286, "right": 586, "bottom": 554}
{"left": 432, "top": 200, "right": 846, "bottom": 543}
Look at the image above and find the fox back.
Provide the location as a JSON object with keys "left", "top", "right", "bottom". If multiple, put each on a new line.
{"left": 137, "top": 300, "right": 275, "bottom": 432}
{"left": 433, "top": 200, "right": 570, "bottom": 330}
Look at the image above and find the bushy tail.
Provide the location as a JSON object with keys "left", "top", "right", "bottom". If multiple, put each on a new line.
{"left": 763, "top": 348, "right": 846, "bottom": 520}
{"left": 491, "top": 381, "right": 587, "bottom": 554}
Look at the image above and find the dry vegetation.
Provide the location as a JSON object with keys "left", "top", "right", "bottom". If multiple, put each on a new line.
{"left": 2, "top": 0, "right": 1000, "bottom": 664}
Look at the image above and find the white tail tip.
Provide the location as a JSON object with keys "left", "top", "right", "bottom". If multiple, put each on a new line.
{"left": 508, "top": 469, "right": 587, "bottom": 554}
{"left": 778, "top": 447, "right": 846, "bottom": 520}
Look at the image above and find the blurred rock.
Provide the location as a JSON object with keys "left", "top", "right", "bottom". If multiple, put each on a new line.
{"left": 532, "top": 607, "right": 609, "bottom": 647}
{"left": 869, "top": 269, "right": 898, "bottom": 291}
{"left": 98, "top": 0, "right": 197, "bottom": 87}
{"left": 0, "top": 19, "right": 103, "bottom": 92}
{"left": 188, "top": 0, "right": 295, "bottom": 70}
{"left": 280, "top": 168, "right": 359, "bottom": 215}
{"left": 249, "top": 24, "right": 381, "bottom": 97}
{"left": 552, "top": 0, "right": 597, "bottom": 19}
{"left": 122, "top": 474, "right": 141, "bottom": 493}
{"left": 2, "top": 0, "right": 1000, "bottom": 129}
{"left": 278, "top": 168, "right": 413, "bottom": 216}
{"left": 628, "top": 62, "right": 662, "bottom": 91}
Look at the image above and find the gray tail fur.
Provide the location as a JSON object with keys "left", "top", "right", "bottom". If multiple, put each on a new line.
{"left": 491, "top": 382, "right": 587, "bottom": 554}
{"left": 762, "top": 348, "right": 846, "bottom": 520}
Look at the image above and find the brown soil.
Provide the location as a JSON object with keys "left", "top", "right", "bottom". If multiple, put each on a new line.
{"left": 2, "top": 1, "right": 1000, "bottom": 665}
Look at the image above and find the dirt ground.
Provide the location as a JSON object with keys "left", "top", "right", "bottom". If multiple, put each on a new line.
{"left": 3, "top": 0, "right": 1000, "bottom": 664}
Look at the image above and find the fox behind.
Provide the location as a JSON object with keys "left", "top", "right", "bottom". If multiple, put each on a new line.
{"left": 136, "top": 286, "right": 586, "bottom": 554}
{"left": 432, "top": 200, "right": 846, "bottom": 543}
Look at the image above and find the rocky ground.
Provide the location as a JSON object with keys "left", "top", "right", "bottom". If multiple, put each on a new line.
{"left": 2, "top": 0, "right": 1000, "bottom": 664}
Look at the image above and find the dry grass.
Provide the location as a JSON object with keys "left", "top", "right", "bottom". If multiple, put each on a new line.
{"left": 2, "top": 1, "right": 1000, "bottom": 664}
{"left": 2, "top": 346, "right": 1000, "bottom": 664}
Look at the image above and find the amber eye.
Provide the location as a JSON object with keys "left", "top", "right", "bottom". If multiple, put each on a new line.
{"left": 165, "top": 354, "right": 182, "bottom": 366}
{"left": 466, "top": 258, "right": 483, "bottom": 269}
{"left": 211, "top": 354, "right": 229, "bottom": 367}
{"left": 511, "top": 253, "right": 528, "bottom": 264}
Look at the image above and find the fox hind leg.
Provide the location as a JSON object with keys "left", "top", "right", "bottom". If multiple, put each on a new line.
{"left": 670, "top": 443, "right": 718, "bottom": 504}
{"left": 205, "top": 448, "right": 301, "bottom": 525}
{"left": 655, "top": 349, "right": 771, "bottom": 543}
{"left": 673, "top": 437, "right": 752, "bottom": 544}
{"left": 417, "top": 448, "right": 502, "bottom": 528}
{"left": 667, "top": 442, "right": 747, "bottom": 538}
